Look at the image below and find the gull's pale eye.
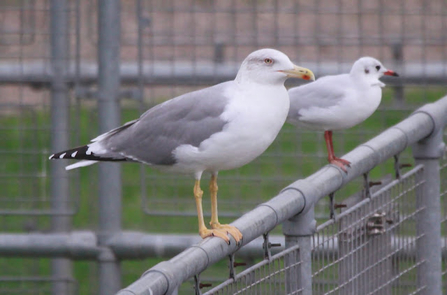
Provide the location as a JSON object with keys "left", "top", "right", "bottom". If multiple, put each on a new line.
{"left": 376, "top": 65, "right": 381, "bottom": 71}
{"left": 364, "top": 68, "right": 370, "bottom": 74}
{"left": 264, "top": 58, "right": 274, "bottom": 65}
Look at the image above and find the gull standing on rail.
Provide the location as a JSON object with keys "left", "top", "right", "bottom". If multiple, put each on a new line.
{"left": 287, "top": 57, "right": 399, "bottom": 172}
{"left": 49, "top": 48, "right": 315, "bottom": 244}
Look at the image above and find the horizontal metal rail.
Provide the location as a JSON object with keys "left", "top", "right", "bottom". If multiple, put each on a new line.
{"left": 116, "top": 95, "right": 447, "bottom": 294}
{"left": 1, "top": 231, "right": 445, "bottom": 260}
{"left": 0, "top": 61, "right": 445, "bottom": 86}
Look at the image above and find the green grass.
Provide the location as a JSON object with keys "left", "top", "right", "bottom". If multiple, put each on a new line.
{"left": 0, "top": 87, "right": 445, "bottom": 294}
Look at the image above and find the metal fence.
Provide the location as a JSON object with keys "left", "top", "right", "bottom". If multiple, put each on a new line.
{"left": 205, "top": 165, "right": 426, "bottom": 295}
{"left": 1, "top": 0, "right": 447, "bottom": 294}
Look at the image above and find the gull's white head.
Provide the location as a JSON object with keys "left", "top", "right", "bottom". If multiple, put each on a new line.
{"left": 236, "top": 48, "right": 315, "bottom": 85}
{"left": 350, "top": 57, "right": 399, "bottom": 86}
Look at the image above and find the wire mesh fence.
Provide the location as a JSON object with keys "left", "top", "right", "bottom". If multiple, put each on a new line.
{"left": 202, "top": 165, "right": 430, "bottom": 294}
{"left": 312, "top": 166, "right": 424, "bottom": 295}
{"left": 0, "top": 0, "right": 446, "bottom": 294}
{"left": 204, "top": 245, "right": 303, "bottom": 295}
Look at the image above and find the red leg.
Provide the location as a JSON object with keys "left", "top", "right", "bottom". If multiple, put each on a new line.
{"left": 324, "top": 130, "right": 351, "bottom": 172}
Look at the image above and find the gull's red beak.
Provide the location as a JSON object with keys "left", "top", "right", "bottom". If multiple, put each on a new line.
{"left": 384, "top": 70, "right": 399, "bottom": 77}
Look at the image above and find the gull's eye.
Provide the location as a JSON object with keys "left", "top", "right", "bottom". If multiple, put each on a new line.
{"left": 376, "top": 65, "right": 381, "bottom": 71}
{"left": 364, "top": 68, "right": 370, "bottom": 74}
{"left": 264, "top": 58, "right": 274, "bottom": 65}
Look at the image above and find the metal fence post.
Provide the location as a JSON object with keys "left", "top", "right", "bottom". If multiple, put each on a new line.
{"left": 282, "top": 205, "right": 316, "bottom": 295}
{"left": 412, "top": 115, "right": 445, "bottom": 294}
{"left": 97, "top": 0, "right": 122, "bottom": 294}
{"left": 50, "top": 0, "right": 72, "bottom": 294}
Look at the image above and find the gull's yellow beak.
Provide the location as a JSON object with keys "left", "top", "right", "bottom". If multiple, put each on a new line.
{"left": 280, "top": 65, "right": 315, "bottom": 81}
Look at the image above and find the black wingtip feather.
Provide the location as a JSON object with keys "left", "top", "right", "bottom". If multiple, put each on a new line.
{"left": 49, "top": 145, "right": 127, "bottom": 162}
{"left": 49, "top": 145, "right": 90, "bottom": 160}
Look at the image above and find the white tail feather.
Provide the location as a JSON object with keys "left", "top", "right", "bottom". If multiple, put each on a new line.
{"left": 66, "top": 160, "right": 98, "bottom": 170}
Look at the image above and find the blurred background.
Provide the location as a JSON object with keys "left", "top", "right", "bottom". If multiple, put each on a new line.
{"left": 0, "top": 0, "right": 446, "bottom": 294}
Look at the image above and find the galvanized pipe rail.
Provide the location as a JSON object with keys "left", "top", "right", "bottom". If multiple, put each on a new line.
{"left": 117, "top": 95, "right": 447, "bottom": 295}
{"left": 0, "top": 61, "right": 445, "bottom": 86}
{"left": 96, "top": 0, "right": 123, "bottom": 294}
{"left": 49, "top": 0, "right": 72, "bottom": 294}
{"left": 2, "top": 231, "right": 445, "bottom": 260}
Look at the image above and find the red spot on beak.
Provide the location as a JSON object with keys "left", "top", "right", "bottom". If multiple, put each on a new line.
{"left": 384, "top": 70, "right": 399, "bottom": 77}
{"left": 302, "top": 75, "right": 311, "bottom": 80}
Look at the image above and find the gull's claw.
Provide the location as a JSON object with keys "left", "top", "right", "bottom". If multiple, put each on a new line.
{"left": 210, "top": 222, "right": 243, "bottom": 244}
{"left": 330, "top": 157, "right": 351, "bottom": 173}
{"left": 199, "top": 228, "right": 231, "bottom": 244}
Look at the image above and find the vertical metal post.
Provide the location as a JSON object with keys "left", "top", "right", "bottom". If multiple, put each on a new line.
{"left": 412, "top": 129, "right": 444, "bottom": 295}
{"left": 282, "top": 206, "right": 316, "bottom": 295}
{"left": 50, "top": 0, "right": 72, "bottom": 294}
{"left": 391, "top": 42, "right": 404, "bottom": 105}
{"left": 97, "top": 0, "right": 122, "bottom": 294}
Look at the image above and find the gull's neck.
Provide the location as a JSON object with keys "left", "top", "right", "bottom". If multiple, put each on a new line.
{"left": 235, "top": 73, "right": 285, "bottom": 87}
{"left": 350, "top": 72, "right": 385, "bottom": 88}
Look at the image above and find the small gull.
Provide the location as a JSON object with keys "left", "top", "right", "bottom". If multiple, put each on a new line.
{"left": 49, "top": 48, "right": 315, "bottom": 244}
{"left": 287, "top": 57, "right": 398, "bottom": 172}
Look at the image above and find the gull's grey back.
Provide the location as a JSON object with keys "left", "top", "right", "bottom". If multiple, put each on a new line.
{"left": 102, "top": 82, "right": 232, "bottom": 165}
{"left": 288, "top": 74, "right": 351, "bottom": 123}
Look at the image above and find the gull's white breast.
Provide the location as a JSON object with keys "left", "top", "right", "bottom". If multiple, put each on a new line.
{"left": 171, "top": 84, "right": 289, "bottom": 174}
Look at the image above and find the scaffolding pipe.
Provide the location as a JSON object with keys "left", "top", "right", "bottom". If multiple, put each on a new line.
{"left": 49, "top": 0, "right": 72, "bottom": 294}
{"left": 97, "top": 0, "right": 122, "bottom": 294}
{"left": 283, "top": 207, "right": 316, "bottom": 295}
{"left": 1, "top": 231, "right": 445, "bottom": 260}
{"left": 412, "top": 102, "right": 446, "bottom": 295}
{"left": 117, "top": 95, "right": 447, "bottom": 295}
{"left": 0, "top": 61, "right": 445, "bottom": 86}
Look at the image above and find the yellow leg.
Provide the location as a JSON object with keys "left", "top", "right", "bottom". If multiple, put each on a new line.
{"left": 194, "top": 179, "right": 230, "bottom": 243}
{"left": 194, "top": 180, "right": 208, "bottom": 236}
{"left": 209, "top": 174, "right": 219, "bottom": 225}
{"left": 209, "top": 174, "right": 243, "bottom": 243}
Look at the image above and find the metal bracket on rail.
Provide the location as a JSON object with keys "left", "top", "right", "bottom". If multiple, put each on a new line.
{"left": 262, "top": 232, "right": 281, "bottom": 261}
{"left": 228, "top": 253, "right": 247, "bottom": 280}
{"left": 329, "top": 192, "right": 347, "bottom": 218}
{"left": 363, "top": 172, "right": 384, "bottom": 199}
{"left": 329, "top": 192, "right": 335, "bottom": 219}
{"left": 363, "top": 172, "right": 372, "bottom": 199}
{"left": 393, "top": 154, "right": 412, "bottom": 179}
{"left": 194, "top": 273, "right": 211, "bottom": 295}
{"left": 228, "top": 254, "right": 236, "bottom": 280}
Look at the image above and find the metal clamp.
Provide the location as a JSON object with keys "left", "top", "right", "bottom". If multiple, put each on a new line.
{"left": 363, "top": 173, "right": 371, "bottom": 199}
{"left": 363, "top": 172, "right": 383, "bottom": 198}
{"left": 228, "top": 253, "right": 247, "bottom": 280}
{"left": 262, "top": 232, "right": 281, "bottom": 261}
{"left": 366, "top": 211, "right": 387, "bottom": 235}
{"left": 228, "top": 254, "right": 236, "bottom": 280}
{"left": 394, "top": 154, "right": 412, "bottom": 179}
{"left": 329, "top": 193, "right": 335, "bottom": 219}
{"left": 194, "top": 274, "right": 211, "bottom": 295}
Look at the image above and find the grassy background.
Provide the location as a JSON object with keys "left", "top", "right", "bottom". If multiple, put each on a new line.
{"left": 0, "top": 86, "right": 445, "bottom": 294}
